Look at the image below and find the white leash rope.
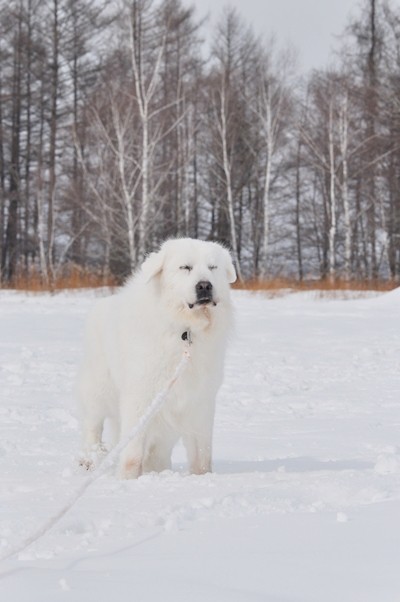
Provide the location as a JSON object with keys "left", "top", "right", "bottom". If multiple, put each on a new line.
{"left": 0, "top": 344, "right": 191, "bottom": 564}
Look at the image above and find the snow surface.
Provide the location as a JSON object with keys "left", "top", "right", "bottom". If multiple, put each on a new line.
{"left": 0, "top": 288, "right": 400, "bottom": 601}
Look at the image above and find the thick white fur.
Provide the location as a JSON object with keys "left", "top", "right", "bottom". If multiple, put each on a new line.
{"left": 78, "top": 238, "right": 236, "bottom": 479}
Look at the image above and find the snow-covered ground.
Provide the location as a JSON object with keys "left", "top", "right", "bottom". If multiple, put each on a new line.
{"left": 1, "top": 288, "right": 400, "bottom": 601}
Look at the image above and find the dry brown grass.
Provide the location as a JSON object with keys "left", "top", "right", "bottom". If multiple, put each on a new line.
{"left": 233, "top": 277, "right": 398, "bottom": 298}
{"left": 1, "top": 266, "right": 118, "bottom": 292}
{"left": 2, "top": 268, "right": 398, "bottom": 297}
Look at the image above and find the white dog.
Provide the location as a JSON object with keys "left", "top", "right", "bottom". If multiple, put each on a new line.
{"left": 78, "top": 238, "right": 236, "bottom": 479}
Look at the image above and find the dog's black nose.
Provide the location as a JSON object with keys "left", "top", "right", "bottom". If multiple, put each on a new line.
{"left": 196, "top": 280, "right": 213, "bottom": 302}
{"left": 196, "top": 280, "right": 213, "bottom": 293}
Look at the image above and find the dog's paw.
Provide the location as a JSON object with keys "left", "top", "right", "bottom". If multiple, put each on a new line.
{"left": 78, "top": 456, "right": 96, "bottom": 471}
{"left": 117, "top": 456, "right": 143, "bottom": 479}
{"left": 78, "top": 443, "right": 108, "bottom": 472}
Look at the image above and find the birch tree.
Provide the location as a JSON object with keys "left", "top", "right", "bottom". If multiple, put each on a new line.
{"left": 250, "top": 45, "right": 293, "bottom": 279}
{"left": 125, "top": 0, "right": 167, "bottom": 260}
{"left": 381, "top": 2, "right": 400, "bottom": 279}
{"left": 75, "top": 78, "right": 141, "bottom": 277}
{"left": 62, "top": 0, "right": 113, "bottom": 265}
{"left": 338, "top": 86, "right": 352, "bottom": 279}
{"left": 0, "top": 1, "right": 22, "bottom": 281}
{"left": 208, "top": 8, "right": 255, "bottom": 281}
{"left": 157, "top": 0, "right": 202, "bottom": 238}
{"left": 299, "top": 73, "right": 341, "bottom": 279}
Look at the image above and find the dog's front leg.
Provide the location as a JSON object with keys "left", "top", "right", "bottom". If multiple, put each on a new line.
{"left": 117, "top": 398, "right": 145, "bottom": 479}
{"left": 118, "top": 444, "right": 144, "bottom": 479}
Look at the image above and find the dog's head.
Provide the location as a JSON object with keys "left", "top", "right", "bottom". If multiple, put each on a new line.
{"left": 141, "top": 238, "right": 236, "bottom": 317}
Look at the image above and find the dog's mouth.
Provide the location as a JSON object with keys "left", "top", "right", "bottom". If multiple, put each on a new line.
{"left": 188, "top": 299, "right": 217, "bottom": 309}
{"left": 188, "top": 281, "right": 217, "bottom": 308}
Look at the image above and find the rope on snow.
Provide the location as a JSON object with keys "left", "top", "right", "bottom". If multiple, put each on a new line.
{"left": 0, "top": 344, "right": 191, "bottom": 564}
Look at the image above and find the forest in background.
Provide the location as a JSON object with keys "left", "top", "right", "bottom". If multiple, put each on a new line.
{"left": 1, "top": 0, "right": 400, "bottom": 285}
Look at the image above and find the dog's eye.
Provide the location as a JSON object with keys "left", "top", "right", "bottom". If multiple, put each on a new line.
{"left": 180, "top": 265, "right": 192, "bottom": 272}
{"left": 209, "top": 265, "right": 217, "bottom": 271}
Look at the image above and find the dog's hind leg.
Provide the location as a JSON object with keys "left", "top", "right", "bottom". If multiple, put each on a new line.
{"left": 143, "top": 431, "right": 176, "bottom": 473}
{"left": 183, "top": 432, "right": 212, "bottom": 475}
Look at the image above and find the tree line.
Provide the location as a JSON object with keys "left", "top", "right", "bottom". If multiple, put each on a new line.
{"left": 0, "top": 0, "right": 399, "bottom": 284}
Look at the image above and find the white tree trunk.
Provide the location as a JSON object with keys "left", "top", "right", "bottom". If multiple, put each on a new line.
{"left": 220, "top": 86, "right": 243, "bottom": 282}
{"left": 111, "top": 100, "right": 138, "bottom": 272}
{"left": 328, "top": 101, "right": 336, "bottom": 281}
{"left": 339, "top": 92, "right": 351, "bottom": 280}
{"left": 129, "top": 3, "right": 166, "bottom": 261}
{"left": 259, "top": 85, "right": 273, "bottom": 281}
{"left": 138, "top": 117, "right": 149, "bottom": 261}
{"left": 37, "top": 192, "right": 48, "bottom": 284}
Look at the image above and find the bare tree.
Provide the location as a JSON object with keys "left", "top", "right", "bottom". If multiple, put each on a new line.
{"left": 249, "top": 43, "right": 294, "bottom": 279}
{"left": 125, "top": 0, "right": 167, "bottom": 260}
{"left": 299, "top": 73, "right": 339, "bottom": 278}
{"left": 208, "top": 8, "right": 257, "bottom": 281}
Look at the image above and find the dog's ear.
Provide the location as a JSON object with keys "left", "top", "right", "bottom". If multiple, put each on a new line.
{"left": 223, "top": 249, "right": 237, "bottom": 284}
{"left": 141, "top": 247, "right": 166, "bottom": 283}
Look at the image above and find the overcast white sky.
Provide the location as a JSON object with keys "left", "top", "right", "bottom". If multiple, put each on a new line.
{"left": 187, "top": 0, "right": 398, "bottom": 72}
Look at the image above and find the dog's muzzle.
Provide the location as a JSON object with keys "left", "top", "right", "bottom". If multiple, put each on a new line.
{"left": 195, "top": 280, "right": 213, "bottom": 305}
